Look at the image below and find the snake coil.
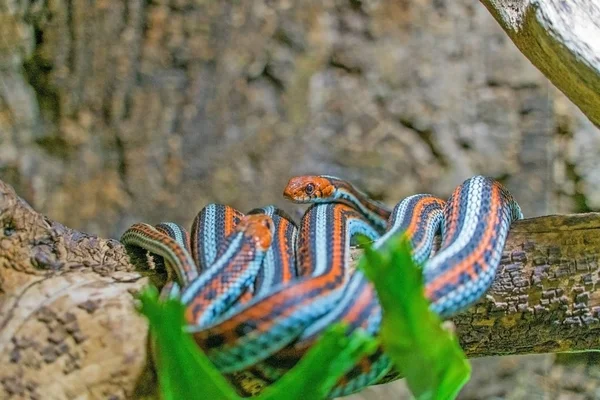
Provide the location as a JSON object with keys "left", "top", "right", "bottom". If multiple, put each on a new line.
{"left": 121, "top": 174, "right": 522, "bottom": 398}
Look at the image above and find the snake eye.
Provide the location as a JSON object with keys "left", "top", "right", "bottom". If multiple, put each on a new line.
{"left": 305, "top": 183, "right": 315, "bottom": 195}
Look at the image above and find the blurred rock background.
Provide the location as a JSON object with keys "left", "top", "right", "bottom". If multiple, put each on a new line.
{"left": 1, "top": 0, "right": 599, "bottom": 398}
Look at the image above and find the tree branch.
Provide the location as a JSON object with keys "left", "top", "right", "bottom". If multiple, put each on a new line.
{"left": 447, "top": 213, "right": 600, "bottom": 356}
{"left": 0, "top": 180, "right": 156, "bottom": 399}
{"left": 479, "top": 0, "right": 600, "bottom": 128}
{"left": 1, "top": 178, "right": 600, "bottom": 398}
{"left": 354, "top": 211, "right": 600, "bottom": 357}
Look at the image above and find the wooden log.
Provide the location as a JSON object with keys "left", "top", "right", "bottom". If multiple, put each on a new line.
{"left": 348, "top": 211, "right": 600, "bottom": 357}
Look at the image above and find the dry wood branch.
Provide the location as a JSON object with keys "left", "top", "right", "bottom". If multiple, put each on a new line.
{"left": 354, "top": 212, "right": 600, "bottom": 357}
{"left": 0, "top": 180, "right": 156, "bottom": 399}
{"left": 479, "top": 0, "right": 600, "bottom": 127}
{"left": 1, "top": 179, "right": 600, "bottom": 398}
{"left": 444, "top": 213, "right": 600, "bottom": 356}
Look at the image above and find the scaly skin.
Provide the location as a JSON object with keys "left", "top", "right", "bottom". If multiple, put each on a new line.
{"left": 191, "top": 204, "right": 245, "bottom": 272}
{"left": 181, "top": 214, "right": 274, "bottom": 327}
{"left": 188, "top": 203, "right": 380, "bottom": 374}
{"left": 280, "top": 174, "right": 522, "bottom": 396}
{"left": 121, "top": 222, "right": 199, "bottom": 286}
{"left": 284, "top": 175, "right": 391, "bottom": 231}
{"left": 121, "top": 174, "right": 523, "bottom": 398}
{"left": 247, "top": 205, "right": 299, "bottom": 297}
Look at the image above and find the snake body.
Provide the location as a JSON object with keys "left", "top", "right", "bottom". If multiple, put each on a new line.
{"left": 189, "top": 202, "right": 380, "bottom": 373}
{"left": 121, "top": 174, "right": 523, "bottom": 398}
{"left": 424, "top": 176, "right": 523, "bottom": 316}
{"left": 276, "top": 175, "right": 523, "bottom": 395}
{"left": 181, "top": 214, "right": 274, "bottom": 327}
{"left": 191, "top": 204, "right": 245, "bottom": 272}
{"left": 121, "top": 222, "right": 199, "bottom": 286}
{"left": 123, "top": 214, "right": 274, "bottom": 325}
{"left": 247, "top": 206, "right": 299, "bottom": 297}
{"left": 155, "top": 222, "right": 193, "bottom": 254}
{"left": 257, "top": 187, "right": 449, "bottom": 396}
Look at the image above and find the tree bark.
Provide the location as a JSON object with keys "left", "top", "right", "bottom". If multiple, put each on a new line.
{"left": 479, "top": 0, "right": 600, "bottom": 128}
{"left": 439, "top": 213, "right": 600, "bottom": 356}
{"left": 0, "top": 180, "right": 156, "bottom": 399}
{"left": 1, "top": 179, "right": 600, "bottom": 399}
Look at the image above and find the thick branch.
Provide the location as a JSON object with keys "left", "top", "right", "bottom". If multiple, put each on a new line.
{"left": 0, "top": 180, "right": 156, "bottom": 399}
{"left": 479, "top": 0, "right": 600, "bottom": 128}
{"left": 354, "top": 212, "right": 600, "bottom": 357}
{"left": 353, "top": 212, "right": 600, "bottom": 357}
{"left": 1, "top": 179, "right": 600, "bottom": 398}
{"left": 458, "top": 212, "right": 600, "bottom": 356}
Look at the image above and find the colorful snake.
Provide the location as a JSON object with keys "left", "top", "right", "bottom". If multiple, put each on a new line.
{"left": 276, "top": 175, "right": 523, "bottom": 395}
{"left": 285, "top": 174, "right": 523, "bottom": 317}
{"left": 246, "top": 206, "right": 299, "bottom": 297}
{"left": 189, "top": 202, "right": 380, "bottom": 373}
{"left": 120, "top": 174, "right": 523, "bottom": 398}
{"left": 181, "top": 213, "right": 274, "bottom": 327}
{"left": 121, "top": 222, "right": 199, "bottom": 286}
{"left": 122, "top": 212, "right": 275, "bottom": 324}
{"left": 190, "top": 204, "right": 245, "bottom": 272}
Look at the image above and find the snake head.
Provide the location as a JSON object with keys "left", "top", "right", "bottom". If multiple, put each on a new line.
{"left": 237, "top": 214, "right": 274, "bottom": 251}
{"left": 283, "top": 176, "right": 336, "bottom": 203}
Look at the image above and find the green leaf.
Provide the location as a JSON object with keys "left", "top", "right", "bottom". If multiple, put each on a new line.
{"left": 137, "top": 286, "right": 240, "bottom": 400}
{"left": 358, "top": 234, "right": 471, "bottom": 400}
{"left": 138, "top": 287, "right": 379, "bottom": 400}
{"left": 258, "top": 324, "right": 379, "bottom": 400}
{"left": 138, "top": 230, "right": 470, "bottom": 400}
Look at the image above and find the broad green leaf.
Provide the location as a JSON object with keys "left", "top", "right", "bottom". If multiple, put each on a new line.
{"left": 358, "top": 235, "right": 471, "bottom": 400}
{"left": 138, "top": 286, "right": 379, "bottom": 400}
{"left": 137, "top": 286, "right": 239, "bottom": 400}
{"left": 258, "top": 324, "right": 378, "bottom": 400}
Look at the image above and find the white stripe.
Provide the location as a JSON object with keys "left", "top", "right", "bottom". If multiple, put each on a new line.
{"left": 313, "top": 205, "right": 329, "bottom": 276}
{"left": 163, "top": 222, "right": 185, "bottom": 245}
{"left": 426, "top": 177, "right": 484, "bottom": 270}
{"left": 374, "top": 195, "right": 417, "bottom": 249}
{"left": 257, "top": 249, "right": 276, "bottom": 296}
{"left": 202, "top": 205, "right": 217, "bottom": 266}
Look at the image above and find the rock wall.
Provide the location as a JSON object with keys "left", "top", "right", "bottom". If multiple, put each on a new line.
{"left": 2, "top": 0, "right": 597, "bottom": 239}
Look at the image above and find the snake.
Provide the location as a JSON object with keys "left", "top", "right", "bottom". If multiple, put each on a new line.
{"left": 268, "top": 174, "right": 523, "bottom": 396}
{"left": 284, "top": 174, "right": 523, "bottom": 317}
{"left": 120, "top": 174, "right": 523, "bottom": 398}
{"left": 121, "top": 222, "right": 199, "bottom": 287}
{"left": 282, "top": 175, "right": 391, "bottom": 232}
{"left": 126, "top": 204, "right": 302, "bottom": 395}
{"left": 246, "top": 191, "right": 446, "bottom": 396}
{"left": 122, "top": 213, "right": 274, "bottom": 394}
{"left": 190, "top": 204, "right": 245, "bottom": 272}
{"left": 188, "top": 202, "right": 380, "bottom": 373}
{"left": 246, "top": 206, "right": 299, "bottom": 298}
{"left": 181, "top": 213, "right": 274, "bottom": 327}
{"left": 122, "top": 212, "right": 275, "bottom": 327}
